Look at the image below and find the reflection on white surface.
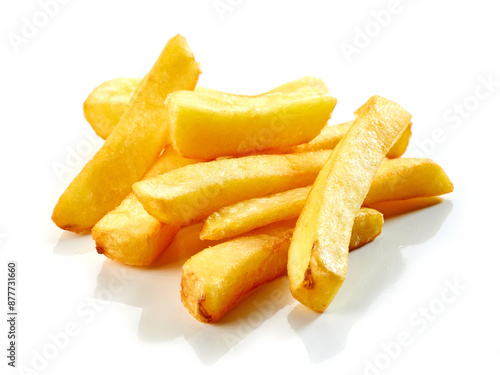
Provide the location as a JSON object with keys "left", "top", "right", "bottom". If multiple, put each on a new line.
{"left": 53, "top": 232, "right": 94, "bottom": 256}
{"left": 287, "top": 199, "right": 453, "bottom": 363}
{"left": 183, "top": 277, "right": 295, "bottom": 364}
{"left": 88, "top": 198, "right": 453, "bottom": 365}
{"left": 93, "top": 248, "right": 295, "bottom": 364}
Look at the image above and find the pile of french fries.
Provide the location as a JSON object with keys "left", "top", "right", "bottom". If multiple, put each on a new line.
{"left": 52, "top": 35, "right": 453, "bottom": 322}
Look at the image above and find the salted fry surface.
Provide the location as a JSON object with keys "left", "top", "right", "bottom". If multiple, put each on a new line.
{"left": 287, "top": 95, "right": 412, "bottom": 313}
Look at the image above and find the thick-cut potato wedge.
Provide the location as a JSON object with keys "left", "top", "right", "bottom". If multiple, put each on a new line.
{"left": 200, "top": 157, "right": 453, "bottom": 240}
{"left": 167, "top": 90, "right": 336, "bottom": 159}
{"left": 181, "top": 208, "right": 383, "bottom": 323}
{"left": 83, "top": 80, "right": 218, "bottom": 140}
{"left": 264, "top": 76, "right": 329, "bottom": 95}
{"left": 91, "top": 147, "right": 202, "bottom": 266}
{"left": 84, "top": 77, "right": 142, "bottom": 139}
{"left": 52, "top": 35, "right": 201, "bottom": 233}
{"left": 364, "top": 158, "right": 453, "bottom": 203}
{"left": 348, "top": 208, "right": 384, "bottom": 250}
{"left": 84, "top": 76, "right": 329, "bottom": 140}
{"left": 386, "top": 124, "right": 412, "bottom": 158}
{"left": 284, "top": 120, "right": 412, "bottom": 158}
{"left": 288, "top": 96, "right": 412, "bottom": 313}
{"left": 200, "top": 188, "right": 309, "bottom": 241}
{"left": 287, "top": 120, "right": 352, "bottom": 153}
{"left": 84, "top": 81, "right": 410, "bottom": 161}
{"left": 133, "top": 150, "right": 332, "bottom": 226}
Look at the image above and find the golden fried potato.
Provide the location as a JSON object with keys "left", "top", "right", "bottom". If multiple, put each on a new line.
{"left": 364, "top": 157, "right": 453, "bottom": 203}
{"left": 84, "top": 76, "right": 329, "bottom": 140}
{"left": 263, "top": 76, "right": 329, "bottom": 95}
{"left": 52, "top": 35, "right": 201, "bottom": 233}
{"left": 284, "top": 120, "right": 412, "bottom": 158}
{"left": 181, "top": 208, "right": 383, "bottom": 323}
{"left": 288, "top": 96, "right": 412, "bottom": 313}
{"left": 200, "top": 157, "right": 453, "bottom": 240}
{"left": 200, "top": 187, "right": 308, "bottom": 241}
{"left": 91, "top": 147, "right": 202, "bottom": 266}
{"left": 285, "top": 120, "right": 352, "bottom": 153}
{"left": 83, "top": 77, "right": 141, "bottom": 139}
{"left": 198, "top": 76, "right": 330, "bottom": 97}
{"left": 167, "top": 90, "right": 336, "bottom": 159}
{"left": 133, "top": 150, "right": 331, "bottom": 226}
{"left": 349, "top": 208, "right": 384, "bottom": 250}
{"left": 387, "top": 124, "right": 412, "bottom": 158}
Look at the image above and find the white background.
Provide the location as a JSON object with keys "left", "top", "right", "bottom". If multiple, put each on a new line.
{"left": 1, "top": 0, "right": 499, "bottom": 374}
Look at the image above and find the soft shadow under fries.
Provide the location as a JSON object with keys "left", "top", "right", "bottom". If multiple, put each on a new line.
{"left": 53, "top": 232, "right": 94, "bottom": 256}
{"left": 92, "top": 198, "right": 452, "bottom": 364}
{"left": 93, "top": 223, "right": 291, "bottom": 365}
{"left": 94, "top": 259, "right": 189, "bottom": 343}
{"left": 287, "top": 199, "right": 453, "bottom": 363}
{"left": 183, "top": 277, "right": 294, "bottom": 365}
{"left": 153, "top": 222, "right": 223, "bottom": 266}
{"left": 366, "top": 196, "right": 444, "bottom": 219}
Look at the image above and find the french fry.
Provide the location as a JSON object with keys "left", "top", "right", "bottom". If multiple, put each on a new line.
{"left": 133, "top": 150, "right": 331, "bottom": 226}
{"left": 200, "top": 157, "right": 453, "bottom": 240}
{"left": 167, "top": 90, "right": 336, "bottom": 159}
{"left": 181, "top": 208, "right": 383, "bottom": 323}
{"left": 84, "top": 77, "right": 142, "bottom": 139}
{"left": 364, "top": 157, "right": 453, "bottom": 203}
{"left": 284, "top": 120, "right": 412, "bottom": 158}
{"left": 91, "top": 147, "right": 202, "bottom": 266}
{"left": 84, "top": 76, "right": 329, "bottom": 140}
{"left": 349, "top": 208, "right": 384, "bottom": 250}
{"left": 387, "top": 124, "right": 412, "bottom": 158}
{"left": 52, "top": 35, "right": 201, "bottom": 233}
{"left": 286, "top": 120, "right": 352, "bottom": 153}
{"left": 263, "top": 76, "right": 329, "bottom": 95}
{"left": 200, "top": 187, "right": 307, "bottom": 241}
{"left": 287, "top": 95, "right": 412, "bottom": 313}
{"left": 54, "top": 30, "right": 455, "bottom": 327}
{"left": 82, "top": 75, "right": 411, "bottom": 161}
